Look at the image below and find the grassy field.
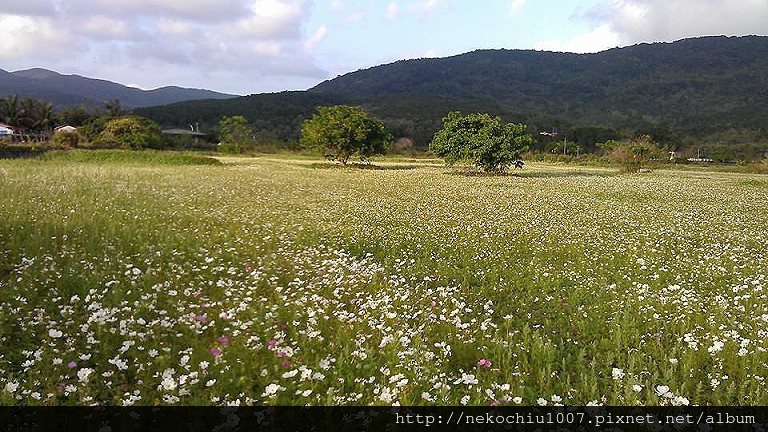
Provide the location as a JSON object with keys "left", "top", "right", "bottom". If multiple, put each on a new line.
{"left": 1, "top": 152, "right": 767, "bottom": 406}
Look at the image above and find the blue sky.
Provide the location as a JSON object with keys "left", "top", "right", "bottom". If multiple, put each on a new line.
{"left": 0, "top": 0, "right": 766, "bottom": 95}
{"left": 308, "top": 0, "right": 608, "bottom": 75}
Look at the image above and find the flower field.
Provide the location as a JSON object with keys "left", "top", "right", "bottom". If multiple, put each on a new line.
{"left": 1, "top": 155, "right": 767, "bottom": 406}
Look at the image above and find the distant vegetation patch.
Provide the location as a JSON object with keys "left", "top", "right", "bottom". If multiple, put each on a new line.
{"left": 37, "top": 150, "right": 222, "bottom": 166}
{"left": 735, "top": 178, "right": 768, "bottom": 187}
{"left": 306, "top": 162, "right": 418, "bottom": 171}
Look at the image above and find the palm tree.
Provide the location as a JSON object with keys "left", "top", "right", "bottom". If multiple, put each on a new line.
{"left": 31, "top": 102, "right": 55, "bottom": 136}
{"left": 0, "top": 95, "right": 21, "bottom": 126}
{"left": 104, "top": 99, "right": 124, "bottom": 117}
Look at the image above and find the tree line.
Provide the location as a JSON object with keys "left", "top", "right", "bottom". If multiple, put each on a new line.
{"left": 3, "top": 93, "right": 760, "bottom": 170}
{"left": 0, "top": 95, "right": 210, "bottom": 150}
{"left": 296, "top": 105, "right": 664, "bottom": 174}
{"left": 0, "top": 95, "right": 127, "bottom": 135}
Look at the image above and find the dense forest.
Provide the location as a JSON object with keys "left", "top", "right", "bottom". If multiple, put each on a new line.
{"left": 135, "top": 36, "right": 768, "bottom": 159}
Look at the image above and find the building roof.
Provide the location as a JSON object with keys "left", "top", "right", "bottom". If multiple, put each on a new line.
{"left": 0, "top": 123, "right": 15, "bottom": 135}
{"left": 162, "top": 129, "right": 206, "bottom": 136}
{"left": 54, "top": 125, "right": 77, "bottom": 133}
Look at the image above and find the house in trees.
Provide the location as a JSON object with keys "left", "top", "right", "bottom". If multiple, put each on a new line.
{"left": 161, "top": 127, "right": 209, "bottom": 149}
{"left": 0, "top": 123, "right": 15, "bottom": 137}
{"left": 54, "top": 125, "right": 77, "bottom": 134}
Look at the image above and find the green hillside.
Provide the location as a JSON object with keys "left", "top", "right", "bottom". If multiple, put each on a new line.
{"left": 135, "top": 36, "right": 768, "bottom": 159}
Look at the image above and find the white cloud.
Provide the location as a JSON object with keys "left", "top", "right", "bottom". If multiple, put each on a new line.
{"left": 326, "top": 1, "right": 373, "bottom": 24}
{"left": 590, "top": 0, "right": 768, "bottom": 45}
{"left": 537, "top": 0, "right": 768, "bottom": 54}
{"left": 248, "top": 41, "right": 284, "bottom": 57}
{"left": 408, "top": 0, "right": 444, "bottom": 15}
{"left": 0, "top": 0, "right": 58, "bottom": 16}
{"left": 535, "top": 24, "right": 620, "bottom": 53}
{"left": 343, "top": 10, "right": 367, "bottom": 23}
{"left": 155, "top": 18, "right": 194, "bottom": 36}
{"left": 304, "top": 25, "right": 328, "bottom": 51}
{"left": 0, "top": 0, "right": 328, "bottom": 94}
{"left": 61, "top": 0, "right": 249, "bottom": 22}
{"left": 509, "top": 0, "right": 526, "bottom": 16}
{"left": 81, "top": 16, "right": 135, "bottom": 39}
{"left": 385, "top": 2, "right": 400, "bottom": 20}
{"left": 0, "top": 15, "right": 72, "bottom": 61}
{"left": 232, "top": 0, "right": 306, "bottom": 38}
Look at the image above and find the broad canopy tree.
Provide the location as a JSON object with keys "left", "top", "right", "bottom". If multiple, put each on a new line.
{"left": 301, "top": 105, "right": 391, "bottom": 164}
{"left": 218, "top": 115, "right": 253, "bottom": 154}
{"left": 430, "top": 111, "right": 533, "bottom": 173}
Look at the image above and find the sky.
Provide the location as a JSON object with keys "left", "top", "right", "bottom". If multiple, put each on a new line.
{"left": 1, "top": 0, "right": 767, "bottom": 95}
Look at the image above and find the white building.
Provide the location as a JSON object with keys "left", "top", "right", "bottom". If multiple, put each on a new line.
{"left": 54, "top": 125, "right": 77, "bottom": 134}
{"left": 0, "top": 123, "right": 14, "bottom": 136}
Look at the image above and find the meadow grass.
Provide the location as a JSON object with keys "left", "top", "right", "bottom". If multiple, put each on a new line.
{"left": 38, "top": 149, "right": 222, "bottom": 166}
{"left": 0, "top": 154, "right": 767, "bottom": 406}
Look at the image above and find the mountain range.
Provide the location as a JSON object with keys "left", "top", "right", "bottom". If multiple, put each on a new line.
{"left": 4, "top": 36, "right": 768, "bottom": 157}
{"left": 135, "top": 35, "right": 768, "bottom": 157}
{"left": 0, "top": 68, "right": 236, "bottom": 108}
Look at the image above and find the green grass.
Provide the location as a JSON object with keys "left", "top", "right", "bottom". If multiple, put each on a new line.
{"left": 37, "top": 149, "right": 222, "bottom": 166}
{"left": 0, "top": 154, "right": 767, "bottom": 406}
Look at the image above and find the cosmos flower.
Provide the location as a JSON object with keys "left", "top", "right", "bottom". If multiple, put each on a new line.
{"left": 477, "top": 359, "right": 492, "bottom": 368}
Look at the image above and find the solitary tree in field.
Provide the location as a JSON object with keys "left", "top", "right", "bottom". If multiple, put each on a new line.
{"left": 301, "top": 105, "right": 391, "bottom": 164}
{"left": 430, "top": 111, "right": 533, "bottom": 173}
{"left": 610, "top": 135, "right": 662, "bottom": 173}
{"left": 218, "top": 116, "right": 253, "bottom": 154}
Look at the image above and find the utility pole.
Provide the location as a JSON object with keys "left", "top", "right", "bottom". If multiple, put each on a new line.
{"left": 540, "top": 129, "right": 559, "bottom": 154}
{"left": 563, "top": 137, "right": 568, "bottom": 156}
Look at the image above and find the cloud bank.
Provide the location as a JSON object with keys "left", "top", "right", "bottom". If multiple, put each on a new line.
{"left": 0, "top": 0, "right": 327, "bottom": 94}
{"left": 0, "top": 0, "right": 766, "bottom": 93}
{"left": 546, "top": 0, "right": 768, "bottom": 53}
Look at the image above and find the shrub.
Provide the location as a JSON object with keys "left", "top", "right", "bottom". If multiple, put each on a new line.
{"left": 610, "top": 135, "right": 662, "bottom": 173}
{"left": 96, "top": 116, "right": 164, "bottom": 150}
{"left": 52, "top": 131, "right": 80, "bottom": 148}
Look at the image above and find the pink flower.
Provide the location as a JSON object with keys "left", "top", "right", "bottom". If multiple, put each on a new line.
{"left": 477, "top": 359, "right": 492, "bottom": 368}
{"left": 216, "top": 336, "right": 230, "bottom": 346}
{"left": 267, "top": 339, "right": 277, "bottom": 350}
{"left": 209, "top": 347, "right": 222, "bottom": 357}
{"left": 280, "top": 360, "right": 292, "bottom": 368}
{"left": 67, "top": 361, "right": 77, "bottom": 369}
{"left": 276, "top": 351, "right": 288, "bottom": 358}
